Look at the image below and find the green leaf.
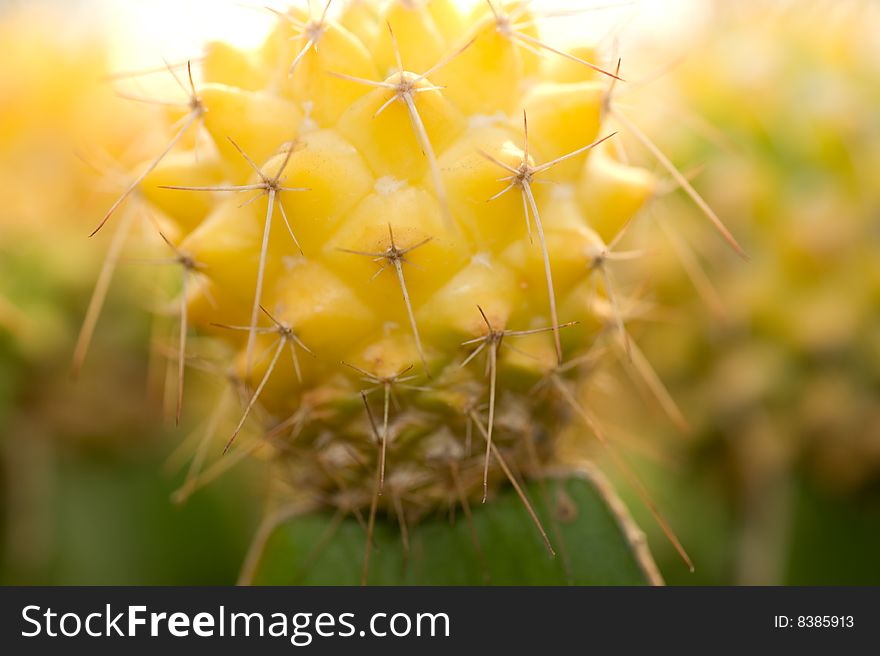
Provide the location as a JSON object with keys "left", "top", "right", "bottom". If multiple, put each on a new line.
{"left": 249, "top": 467, "right": 660, "bottom": 585}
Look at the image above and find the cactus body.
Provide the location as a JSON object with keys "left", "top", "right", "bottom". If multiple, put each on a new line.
{"left": 81, "top": 0, "right": 742, "bottom": 584}
{"left": 110, "top": 1, "right": 660, "bottom": 516}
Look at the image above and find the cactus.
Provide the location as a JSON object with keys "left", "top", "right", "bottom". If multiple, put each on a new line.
{"left": 649, "top": 0, "right": 880, "bottom": 490}
{"left": 80, "top": 0, "right": 744, "bottom": 584}
{"left": 626, "top": 1, "right": 880, "bottom": 584}
{"left": 0, "top": 10, "right": 217, "bottom": 585}
{"left": 0, "top": 6, "right": 164, "bottom": 363}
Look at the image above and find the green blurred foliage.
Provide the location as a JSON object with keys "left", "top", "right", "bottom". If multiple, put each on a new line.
{"left": 1, "top": 227, "right": 264, "bottom": 586}
{"left": 1, "top": 440, "right": 262, "bottom": 585}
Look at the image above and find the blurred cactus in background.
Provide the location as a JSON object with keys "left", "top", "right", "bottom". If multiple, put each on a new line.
{"left": 0, "top": 6, "right": 262, "bottom": 585}
{"left": 623, "top": 0, "right": 880, "bottom": 585}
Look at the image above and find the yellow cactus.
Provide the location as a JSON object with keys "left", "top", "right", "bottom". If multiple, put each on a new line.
{"left": 0, "top": 8, "right": 161, "bottom": 359}
{"left": 85, "top": 0, "right": 741, "bottom": 568}
{"left": 645, "top": 2, "right": 880, "bottom": 494}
